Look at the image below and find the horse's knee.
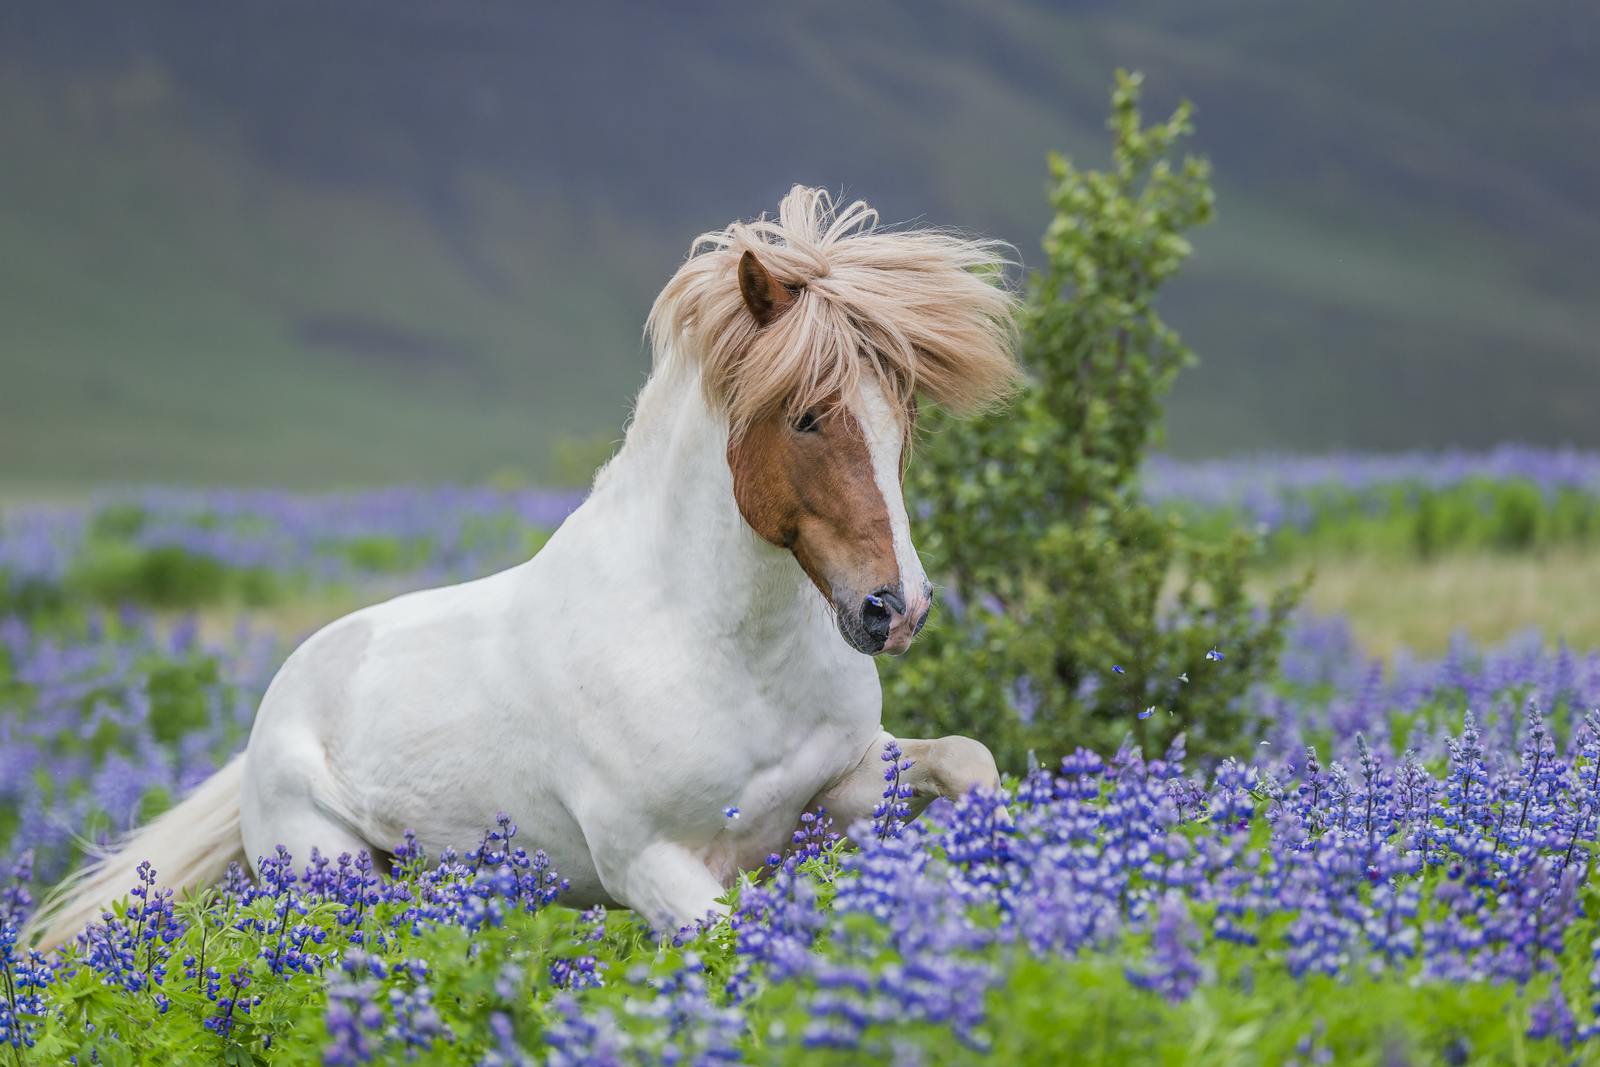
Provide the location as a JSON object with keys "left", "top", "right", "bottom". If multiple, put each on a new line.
{"left": 924, "top": 735, "right": 1001, "bottom": 800}
{"left": 593, "top": 840, "right": 728, "bottom": 933}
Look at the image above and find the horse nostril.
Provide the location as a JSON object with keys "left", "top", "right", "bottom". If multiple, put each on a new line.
{"left": 872, "top": 585, "right": 906, "bottom": 616}
{"left": 861, "top": 593, "right": 894, "bottom": 642}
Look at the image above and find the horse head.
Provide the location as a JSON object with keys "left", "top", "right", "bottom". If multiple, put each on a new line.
{"left": 647, "top": 186, "right": 1020, "bottom": 656}
{"left": 726, "top": 251, "right": 930, "bottom": 655}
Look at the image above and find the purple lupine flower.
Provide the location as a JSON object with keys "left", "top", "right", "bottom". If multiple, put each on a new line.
{"left": 871, "top": 740, "right": 916, "bottom": 841}
{"left": 1528, "top": 982, "right": 1579, "bottom": 1050}
{"left": 1126, "top": 895, "right": 1203, "bottom": 1002}
{"left": 10, "top": 476, "right": 1600, "bottom": 1061}
{"left": 1, "top": 853, "right": 51, "bottom": 1053}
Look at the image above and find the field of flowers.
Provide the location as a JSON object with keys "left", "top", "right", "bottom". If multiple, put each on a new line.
{"left": 1146, "top": 446, "right": 1600, "bottom": 562}
{"left": 5, "top": 449, "right": 1600, "bottom": 1064}
{"left": 0, "top": 486, "right": 584, "bottom": 615}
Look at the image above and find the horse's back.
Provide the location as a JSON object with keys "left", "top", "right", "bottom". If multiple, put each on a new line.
{"left": 242, "top": 567, "right": 537, "bottom": 836}
{"left": 255, "top": 566, "right": 518, "bottom": 725}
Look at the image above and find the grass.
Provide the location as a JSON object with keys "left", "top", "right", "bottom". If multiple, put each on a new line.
{"left": 1256, "top": 549, "right": 1600, "bottom": 658}
{"left": 0, "top": 73, "right": 658, "bottom": 489}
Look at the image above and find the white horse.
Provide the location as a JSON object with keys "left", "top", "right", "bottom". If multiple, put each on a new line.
{"left": 32, "top": 186, "right": 1019, "bottom": 947}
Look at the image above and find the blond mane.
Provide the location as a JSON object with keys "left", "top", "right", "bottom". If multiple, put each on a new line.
{"left": 646, "top": 185, "right": 1020, "bottom": 437}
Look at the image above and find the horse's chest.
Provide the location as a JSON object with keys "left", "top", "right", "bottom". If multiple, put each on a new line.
{"left": 696, "top": 688, "right": 877, "bottom": 868}
{"left": 727, "top": 660, "right": 877, "bottom": 775}
{"left": 740, "top": 716, "right": 860, "bottom": 799}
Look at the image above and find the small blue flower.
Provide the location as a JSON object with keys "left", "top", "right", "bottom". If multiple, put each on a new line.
{"left": 1206, "top": 647, "right": 1225, "bottom": 662}
{"left": 723, "top": 806, "right": 741, "bottom": 820}
{"left": 1112, "top": 665, "right": 1125, "bottom": 674}
{"left": 1139, "top": 707, "right": 1156, "bottom": 720}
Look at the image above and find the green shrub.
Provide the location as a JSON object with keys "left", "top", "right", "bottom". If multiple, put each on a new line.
{"left": 0, "top": 574, "right": 68, "bottom": 620}
{"left": 883, "top": 72, "right": 1300, "bottom": 766}
{"left": 1178, "top": 480, "right": 1600, "bottom": 564}
{"left": 88, "top": 503, "right": 150, "bottom": 540}
{"left": 146, "top": 655, "right": 223, "bottom": 745}
{"left": 70, "top": 543, "right": 280, "bottom": 609}
{"left": 340, "top": 535, "right": 434, "bottom": 575}
{"left": 1490, "top": 478, "right": 1545, "bottom": 551}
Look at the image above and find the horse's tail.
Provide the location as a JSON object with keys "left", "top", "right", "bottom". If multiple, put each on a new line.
{"left": 26, "top": 753, "right": 249, "bottom": 952}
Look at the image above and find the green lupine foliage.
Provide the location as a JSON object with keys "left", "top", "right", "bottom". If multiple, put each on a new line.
{"left": 337, "top": 536, "right": 436, "bottom": 575}
{"left": 22, "top": 888, "right": 618, "bottom": 1065}
{"left": 1169, "top": 480, "right": 1600, "bottom": 562}
{"left": 14, "top": 813, "right": 1598, "bottom": 1065}
{"left": 884, "top": 72, "right": 1301, "bottom": 767}
{"left": 71, "top": 542, "right": 282, "bottom": 610}
{"left": 145, "top": 656, "right": 223, "bottom": 745}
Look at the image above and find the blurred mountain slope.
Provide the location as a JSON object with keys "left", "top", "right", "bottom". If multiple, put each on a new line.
{"left": 2, "top": 1, "right": 1595, "bottom": 486}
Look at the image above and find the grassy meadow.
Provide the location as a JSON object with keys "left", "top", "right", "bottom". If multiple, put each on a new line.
{"left": 3, "top": 452, "right": 1600, "bottom": 1062}
{"left": 1262, "top": 551, "right": 1600, "bottom": 657}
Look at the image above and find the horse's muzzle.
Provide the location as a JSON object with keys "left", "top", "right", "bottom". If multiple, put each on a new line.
{"left": 838, "top": 581, "right": 932, "bottom": 655}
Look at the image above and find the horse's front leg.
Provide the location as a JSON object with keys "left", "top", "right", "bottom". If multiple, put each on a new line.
{"left": 592, "top": 839, "right": 730, "bottom": 935}
{"left": 809, "top": 730, "right": 1002, "bottom": 838}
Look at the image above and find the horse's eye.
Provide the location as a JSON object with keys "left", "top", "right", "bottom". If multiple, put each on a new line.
{"left": 793, "top": 410, "right": 820, "bottom": 433}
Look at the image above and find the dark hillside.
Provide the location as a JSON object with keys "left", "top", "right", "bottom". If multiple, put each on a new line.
{"left": 2, "top": 2, "right": 1596, "bottom": 485}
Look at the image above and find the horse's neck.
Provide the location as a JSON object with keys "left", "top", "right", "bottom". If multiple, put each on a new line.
{"left": 586, "top": 363, "right": 832, "bottom": 661}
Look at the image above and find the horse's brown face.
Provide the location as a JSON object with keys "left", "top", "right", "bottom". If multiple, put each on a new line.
{"left": 727, "top": 252, "right": 932, "bottom": 655}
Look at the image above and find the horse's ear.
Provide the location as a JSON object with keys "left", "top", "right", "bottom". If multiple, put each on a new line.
{"left": 738, "top": 250, "right": 794, "bottom": 327}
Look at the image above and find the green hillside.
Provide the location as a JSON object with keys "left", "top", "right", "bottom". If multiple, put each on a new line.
{"left": 1, "top": 1, "right": 1596, "bottom": 487}
{"left": 0, "top": 74, "right": 657, "bottom": 487}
